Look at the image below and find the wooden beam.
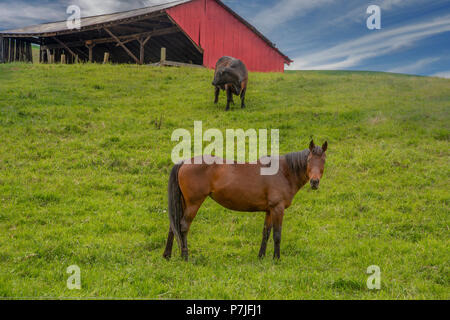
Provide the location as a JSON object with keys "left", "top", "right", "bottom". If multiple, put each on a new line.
{"left": 115, "top": 38, "right": 134, "bottom": 46}
{"left": 52, "top": 37, "right": 78, "bottom": 59}
{"left": 143, "top": 35, "right": 152, "bottom": 46}
{"left": 104, "top": 27, "right": 140, "bottom": 64}
{"left": 151, "top": 60, "right": 204, "bottom": 68}
{"left": 41, "top": 26, "right": 179, "bottom": 50}
{"left": 72, "top": 46, "right": 88, "bottom": 60}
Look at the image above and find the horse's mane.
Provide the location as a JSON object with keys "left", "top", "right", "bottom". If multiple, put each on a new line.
{"left": 284, "top": 149, "right": 309, "bottom": 177}
{"left": 284, "top": 146, "right": 324, "bottom": 177}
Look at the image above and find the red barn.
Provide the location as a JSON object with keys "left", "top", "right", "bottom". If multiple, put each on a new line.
{"left": 0, "top": 0, "right": 292, "bottom": 72}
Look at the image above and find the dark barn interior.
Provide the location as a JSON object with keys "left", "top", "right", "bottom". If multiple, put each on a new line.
{"left": 0, "top": 3, "right": 203, "bottom": 65}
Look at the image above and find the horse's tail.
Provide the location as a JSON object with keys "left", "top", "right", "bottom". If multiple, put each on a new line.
{"left": 168, "top": 162, "right": 184, "bottom": 250}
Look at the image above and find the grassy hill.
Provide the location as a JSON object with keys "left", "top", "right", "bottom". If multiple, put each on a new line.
{"left": 0, "top": 63, "right": 448, "bottom": 299}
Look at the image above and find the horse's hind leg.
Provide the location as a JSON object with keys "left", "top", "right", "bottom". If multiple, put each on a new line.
{"left": 240, "top": 87, "right": 246, "bottom": 109}
{"left": 180, "top": 199, "right": 205, "bottom": 261}
{"left": 258, "top": 211, "right": 272, "bottom": 258}
{"left": 163, "top": 227, "right": 174, "bottom": 260}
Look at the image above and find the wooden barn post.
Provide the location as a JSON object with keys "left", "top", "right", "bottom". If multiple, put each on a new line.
{"left": 8, "top": 38, "right": 13, "bottom": 62}
{"left": 2, "top": 38, "right": 8, "bottom": 63}
{"left": 15, "top": 39, "right": 20, "bottom": 61}
{"left": 10, "top": 39, "right": 15, "bottom": 62}
{"left": 160, "top": 47, "right": 166, "bottom": 63}
{"left": 26, "top": 42, "right": 32, "bottom": 63}
{"left": 86, "top": 42, "right": 95, "bottom": 63}
{"left": 0, "top": 36, "right": 4, "bottom": 63}
{"left": 103, "top": 52, "right": 110, "bottom": 64}
{"left": 138, "top": 36, "right": 151, "bottom": 65}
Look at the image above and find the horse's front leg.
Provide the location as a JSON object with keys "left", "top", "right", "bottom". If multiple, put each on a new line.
{"left": 258, "top": 211, "right": 272, "bottom": 258}
{"left": 214, "top": 86, "right": 220, "bottom": 104}
{"left": 271, "top": 205, "right": 285, "bottom": 259}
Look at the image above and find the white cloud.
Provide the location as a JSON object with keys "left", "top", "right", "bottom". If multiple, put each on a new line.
{"left": 250, "top": 0, "right": 334, "bottom": 33}
{"left": 288, "top": 15, "right": 450, "bottom": 70}
{"left": 389, "top": 57, "right": 440, "bottom": 74}
{"left": 0, "top": 2, "right": 64, "bottom": 29}
{"left": 0, "top": 0, "right": 166, "bottom": 30}
{"left": 330, "top": 0, "right": 425, "bottom": 26}
{"left": 432, "top": 71, "right": 450, "bottom": 78}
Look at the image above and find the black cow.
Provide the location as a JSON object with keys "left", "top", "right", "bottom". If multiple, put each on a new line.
{"left": 212, "top": 56, "right": 248, "bottom": 111}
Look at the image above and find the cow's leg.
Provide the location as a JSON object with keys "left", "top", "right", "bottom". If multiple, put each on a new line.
{"left": 258, "top": 210, "right": 272, "bottom": 258}
{"left": 163, "top": 227, "right": 174, "bottom": 260}
{"left": 214, "top": 86, "right": 220, "bottom": 104}
{"left": 226, "top": 87, "right": 233, "bottom": 111}
{"left": 240, "top": 87, "right": 246, "bottom": 108}
{"left": 271, "top": 205, "right": 285, "bottom": 259}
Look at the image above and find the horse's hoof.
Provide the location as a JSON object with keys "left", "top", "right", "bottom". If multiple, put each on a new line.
{"left": 163, "top": 253, "right": 171, "bottom": 260}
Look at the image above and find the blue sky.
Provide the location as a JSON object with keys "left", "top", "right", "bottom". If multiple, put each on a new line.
{"left": 1, "top": 0, "right": 449, "bottom": 77}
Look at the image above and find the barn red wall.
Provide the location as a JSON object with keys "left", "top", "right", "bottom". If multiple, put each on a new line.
{"left": 166, "top": 0, "right": 287, "bottom": 72}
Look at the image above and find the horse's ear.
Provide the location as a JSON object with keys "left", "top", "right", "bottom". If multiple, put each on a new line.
{"left": 309, "top": 140, "right": 315, "bottom": 152}
{"left": 322, "top": 141, "right": 328, "bottom": 152}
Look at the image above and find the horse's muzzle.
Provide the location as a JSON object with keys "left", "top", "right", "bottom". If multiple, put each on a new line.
{"left": 310, "top": 179, "right": 320, "bottom": 190}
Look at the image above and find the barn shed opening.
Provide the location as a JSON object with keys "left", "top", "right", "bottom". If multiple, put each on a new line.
{"left": 0, "top": 0, "right": 292, "bottom": 72}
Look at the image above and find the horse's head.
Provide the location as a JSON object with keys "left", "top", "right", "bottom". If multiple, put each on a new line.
{"left": 212, "top": 67, "right": 239, "bottom": 87}
{"left": 306, "top": 140, "right": 327, "bottom": 190}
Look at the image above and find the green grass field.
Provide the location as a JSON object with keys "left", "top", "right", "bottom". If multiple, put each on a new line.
{"left": 0, "top": 63, "right": 448, "bottom": 299}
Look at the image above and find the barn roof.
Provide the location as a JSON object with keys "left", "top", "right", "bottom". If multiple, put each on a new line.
{"left": 0, "top": 0, "right": 291, "bottom": 63}
{"left": 0, "top": 0, "right": 191, "bottom": 36}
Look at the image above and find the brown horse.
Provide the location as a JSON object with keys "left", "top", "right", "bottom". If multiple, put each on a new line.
{"left": 163, "top": 140, "right": 328, "bottom": 261}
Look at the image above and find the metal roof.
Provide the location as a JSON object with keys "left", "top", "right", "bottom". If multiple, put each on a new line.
{"left": 0, "top": 0, "right": 291, "bottom": 63}
{"left": 0, "top": 0, "right": 191, "bottom": 36}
